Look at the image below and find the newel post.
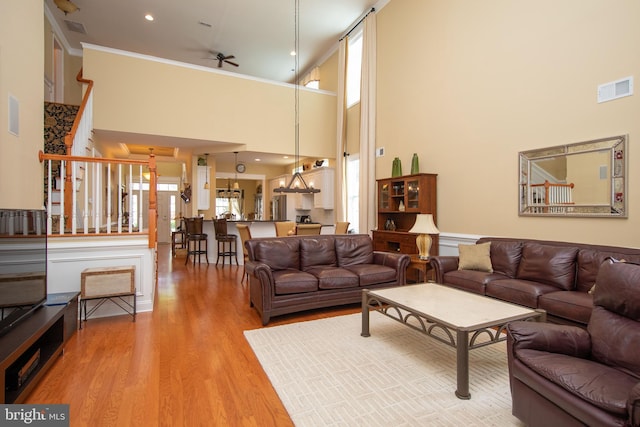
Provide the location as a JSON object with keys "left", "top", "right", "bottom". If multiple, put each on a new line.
{"left": 148, "top": 153, "right": 157, "bottom": 248}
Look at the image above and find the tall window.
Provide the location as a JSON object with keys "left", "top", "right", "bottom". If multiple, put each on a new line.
{"left": 346, "top": 30, "right": 363, "bottom": 107}
{"left": 346, "top": 154, "right": 360, "bottom": 233}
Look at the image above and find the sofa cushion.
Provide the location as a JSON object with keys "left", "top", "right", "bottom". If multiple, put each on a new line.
{"left": 477, "top": 239, "right": 524, "bottom": 278}
{"left": 593, "top": 259, "right": 640, "bottom": 321}
{"left": 272, "top": 269, "right": 318, "bottom": 294}
{"left": 575, "top": 249, "right": 640, "bottom": 293}
{"left": 458, "top": 242, "right": 493, "bottom": 272}
{"left": 335, "top": 235, "right": 374, "bottom": 266}
{"left": 538, "top": 291, "right": 593, "bottom": 325}
{"left": 253, "top": 238, "right": 301, "bottom": 271}
{"left": 442, "top": 270, "right": 508, "bottom": 295}
{"left": 343, "top": 264, "right": 396, "bottom": 287}
{"left": 589, "top": 260, "right": 640, "bottom": 380}
{"left": 300, "top": 237, "right": 337, "bottom": 270}
{"left": 516, "top": 348, "right": 637, "bottom": 416}
{"left": 305, "top": 266, "right": 359, "bottom": 290}
{"left": 516, "top": 243, "right": 578, "bottom": 290}
{"left": 485, "top": 278, "right": 559, "bottom": 308}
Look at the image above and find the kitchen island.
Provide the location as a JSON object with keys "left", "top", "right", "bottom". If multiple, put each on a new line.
{"left": 200, "top": 220, "right": 336, "bottom": 265}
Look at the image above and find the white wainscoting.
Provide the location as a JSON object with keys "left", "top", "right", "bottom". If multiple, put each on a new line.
{"left": 437, "top": 232, "right": 482, "bottom": 256}
{"left": 48, "top": 235, "right": 156, "bottom": 319}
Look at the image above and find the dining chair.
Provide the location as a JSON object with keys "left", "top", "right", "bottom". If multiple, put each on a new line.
{"left": 235, "top": 223, "right": 252, "bottom": 283}
{"left": 295, "top": 224, "right": 322, "bottom": 235}
{"left": 274, "top": 221, "right": 296, "bottom": 237}
{"left": 334, "top": 221, "right": 350, "bottom": 234}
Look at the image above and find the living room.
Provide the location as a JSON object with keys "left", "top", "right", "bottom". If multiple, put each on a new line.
{"left": 2, "top": 0, "right": 639, "bottom": 425}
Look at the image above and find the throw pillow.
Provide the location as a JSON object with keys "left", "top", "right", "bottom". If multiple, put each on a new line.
{"left": 458, "top": 242, "right": 493, "bottom": 272}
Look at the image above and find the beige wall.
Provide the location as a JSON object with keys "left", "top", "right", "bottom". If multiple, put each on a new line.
{"left": 0, "top": 0, "right": 44, "bottom": 209}
{"left": 319, "top": 50, "right": 339, "bottom": 93}
{"left": 64, "top": 53, "right": 83, "bottom": 105}
{"left": 376, "top": 0, "right": 639, "bottom": 247}
{"left": 83, "top": 46, "right": 337, "bottom": 161}
{"left": 44, "top": 14, "right": 83, "bottom": 105}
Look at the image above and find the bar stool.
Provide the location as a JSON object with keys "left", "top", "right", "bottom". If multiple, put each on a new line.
{"left": 184, "top": 217, "right": 209, "bottom": 265}
{"left": 171, "top": 217, "right": 186, "bottom": 256}
{"left": 213, "top": 218, "right": 238, "bottom": 266}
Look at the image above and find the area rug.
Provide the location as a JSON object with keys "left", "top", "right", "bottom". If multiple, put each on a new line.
{"left": 244, "top": 313, "right": 524, "bottom": 427}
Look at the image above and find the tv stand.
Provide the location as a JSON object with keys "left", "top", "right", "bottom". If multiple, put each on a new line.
{"left": 0, "top": 305, "right": 65, "bottom": 403}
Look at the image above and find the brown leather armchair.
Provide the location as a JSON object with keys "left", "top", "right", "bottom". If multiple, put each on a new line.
{"left": 506, "top": 259, "right": 640, "bottom": 427}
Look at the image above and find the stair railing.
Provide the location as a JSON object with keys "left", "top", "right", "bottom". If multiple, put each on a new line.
{"left": 39, "top": 151, "right": 158, "bottom": 249}
{"left": 62, "top": 69, "right": 94, "bottom": 231}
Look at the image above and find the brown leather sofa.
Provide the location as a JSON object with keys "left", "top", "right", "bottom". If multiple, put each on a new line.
{"left": 431, "top": 237, "right": 640, "bottom": 326}
{"left": 506, "top": 259, "right": 640, "bottom": 427}
{"left": 245, "top": 234, "right": 410, "bottom": 325}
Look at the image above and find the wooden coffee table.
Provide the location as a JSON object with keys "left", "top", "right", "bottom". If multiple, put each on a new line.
{"left": 361, "top": 283, "right": 545, "bottom": 399}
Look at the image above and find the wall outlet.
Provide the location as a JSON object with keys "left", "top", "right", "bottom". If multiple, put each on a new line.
{"left": 376, "top": 147, "right": 385, "bottom": 157}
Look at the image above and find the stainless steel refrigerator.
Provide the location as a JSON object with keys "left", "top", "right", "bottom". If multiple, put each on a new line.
{"left": 272, "top": 195, "right": 287, "bottom": 221}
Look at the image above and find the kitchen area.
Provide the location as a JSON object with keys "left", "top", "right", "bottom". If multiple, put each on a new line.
{"left": 190, "top": 166, "right": 336, "bottom": 264}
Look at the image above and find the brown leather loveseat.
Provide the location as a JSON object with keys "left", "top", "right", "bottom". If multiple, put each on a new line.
{"left": 245, "top": 234, "right": 410, "bottom": 325}
{"left": 506, "top": 259, "right": 640, "bottom": 427}
{"left": 431, "top": 237, "right": 640, "bottom": 326}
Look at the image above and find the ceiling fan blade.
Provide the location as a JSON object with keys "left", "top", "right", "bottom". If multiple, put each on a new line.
{"left": 223, "top": 55, "right": 235, "bottom": 60}
{"left": 225, "top": 60, "right": 239, "bottom": 67}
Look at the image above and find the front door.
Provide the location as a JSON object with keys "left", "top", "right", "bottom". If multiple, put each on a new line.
{"left": 157, "top": 192, "right": 179, "bottom": 243}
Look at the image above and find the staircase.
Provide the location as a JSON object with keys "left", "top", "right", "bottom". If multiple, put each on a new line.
{"left": 44, "top": 102, "right": 84, "bottom": 229}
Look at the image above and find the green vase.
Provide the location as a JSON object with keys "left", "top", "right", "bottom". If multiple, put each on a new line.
{"left": 392, "top": 157, "right": 402, "bottom": 177}
{"left": 411, "top": 153, "right": 419, "bottom": 174}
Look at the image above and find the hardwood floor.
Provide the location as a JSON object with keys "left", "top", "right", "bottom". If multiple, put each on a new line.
{"left": 27, "top": 244, "right": 361, "bottom": 426}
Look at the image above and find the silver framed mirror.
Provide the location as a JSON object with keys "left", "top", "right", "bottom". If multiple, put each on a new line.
{"left": 519, "top": 135, "right": 627, "bottom": 217}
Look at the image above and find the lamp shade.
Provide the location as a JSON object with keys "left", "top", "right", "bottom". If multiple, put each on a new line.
{"left": 408, "top": 214, "right": 439, "bottom": 235}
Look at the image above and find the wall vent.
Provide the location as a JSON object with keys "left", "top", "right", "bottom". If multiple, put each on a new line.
{"left": 598, "top": 76, "right": 633, "bottom": 103}
{"left": 65, "top": 20, "right": 86, "bottom": 34}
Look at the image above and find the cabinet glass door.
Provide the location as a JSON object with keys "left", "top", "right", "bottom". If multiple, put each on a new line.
{"left": 380, "top": 183, "right": 390, "bottom": 209}
{"left": 407, "top": 179, "right": 420, "bottom": 209}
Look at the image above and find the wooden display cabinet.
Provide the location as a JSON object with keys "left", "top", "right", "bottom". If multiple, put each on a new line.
{"left": 373, "top": 173, "right": 438, "bottom": 260}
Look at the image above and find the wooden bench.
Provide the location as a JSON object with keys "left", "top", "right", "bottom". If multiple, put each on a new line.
{"left": 80, "top": 266, "right": 136, "bottom": 327}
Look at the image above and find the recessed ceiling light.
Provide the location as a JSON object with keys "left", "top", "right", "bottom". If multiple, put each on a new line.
{"left": 254, "top": 158, "right": 261, "bottom": 162}
{"left": 290, "top": 50, "right": 296, "bottom": 56}
{"left": 283, "top": 155, "right": 289, "bottom": 159}
{"left": 145, "top": 14, "right": 154, "bottom": 21}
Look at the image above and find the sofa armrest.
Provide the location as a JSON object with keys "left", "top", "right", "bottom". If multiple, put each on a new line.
{"left": 373, "top": 251, "right": 411, "bottom": 285}
{"left": 245, "top": 261, "right": 275, "bottom": 291}
{"left": 628, "top": 382, "right": 640, "bottom": 427}
{"left": 430, "top": 256, "right": 459, "bottom": 283}
{"left": 507, "top": 320, "right": 592, "bottom": 358}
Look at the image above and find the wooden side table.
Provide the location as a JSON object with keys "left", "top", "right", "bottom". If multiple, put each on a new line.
{"left": 407, "top": 255, "right": 434, "bottom": 284}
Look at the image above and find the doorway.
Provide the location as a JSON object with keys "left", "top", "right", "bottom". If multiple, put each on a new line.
{"left": 53, "top": 35, "right": 64, "bottom": 103}
{"left": 157, "top": 189, "right": 180, "bottom": 244}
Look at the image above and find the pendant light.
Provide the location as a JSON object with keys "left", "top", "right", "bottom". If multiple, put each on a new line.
{"left": 274, "top": 0, "right": 319, "bottom": 194}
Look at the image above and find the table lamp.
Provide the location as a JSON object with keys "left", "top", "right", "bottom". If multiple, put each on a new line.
{"left": 408, "top": 214, "right": 440, "bottom": 260}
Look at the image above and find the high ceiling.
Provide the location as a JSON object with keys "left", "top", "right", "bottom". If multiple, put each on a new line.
{"left": 45, "top": 0, "right": 383, "bottom": 166}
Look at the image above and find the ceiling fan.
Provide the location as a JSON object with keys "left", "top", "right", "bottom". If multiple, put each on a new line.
{"left": 207, "top": 52, "right": 239, "bottom": 68}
